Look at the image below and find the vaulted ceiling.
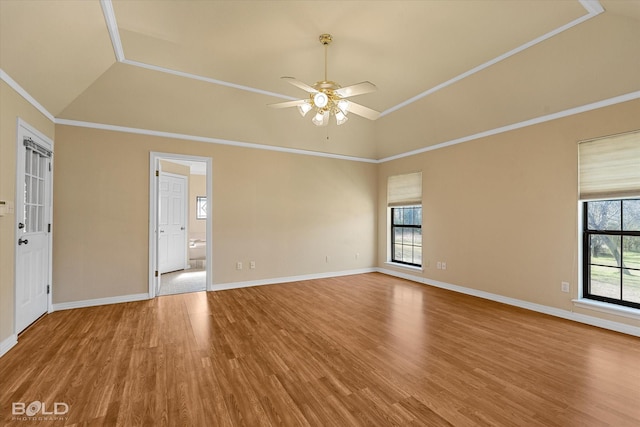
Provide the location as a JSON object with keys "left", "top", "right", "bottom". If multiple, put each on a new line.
{"left": 1, "top": 1, "right": 639, "bottom": 160}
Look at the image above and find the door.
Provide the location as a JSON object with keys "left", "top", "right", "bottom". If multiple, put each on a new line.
{"left": 158, "top": 173, "right": 187, "bottom": 274}
{"left": 15, "top": 129, "right": 52, "bottom": 333}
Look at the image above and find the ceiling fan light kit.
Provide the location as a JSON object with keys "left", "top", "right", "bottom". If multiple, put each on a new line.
{"left": 269, "top": 34, "right": 380, "bottom": 127}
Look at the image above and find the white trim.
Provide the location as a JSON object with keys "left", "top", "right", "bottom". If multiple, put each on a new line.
{"left": 52, "top": 293, "right": 149, "bottom": 311}
{"left": 3, "top": 67, "right": 638, "bottom": 165}
{"left": 211, "top": 268, "right": 376, "bottom": 292}
{"left": 384, "top": 262, "right": 423, "bottom": 272}
{"left": 57, "top": 118, "right": 378, "bottom": 163}
{"left": 579, "top": 0, "right": 605, "bottom": 15}
{"left": 123, "top": 59, "right": 295, "bottom": 101}
{"left": 377, "top": 268, "right": 640, "bottom": 337}
{"left": 381, "top": 3, "right": 603, "bottom": 117}
{"left": 573, "top": 298, "right": 640, "bottom": 321}
{"left": 149, "top": 152, "right": 213, "bottom": 297}
{"left": 0, "top": 334, "right": 18, "bottom": 359}
{"left": 97, "top": 0, "right": 605, "bottom": 118}
{"left": 0, "top": 69, "right": 55, "bottom": 122}
{"left": 99, "top": 0, "right": 125, "bottom": 61}
{"left": 378, "top": 91, "right": 640, "bottom": 163}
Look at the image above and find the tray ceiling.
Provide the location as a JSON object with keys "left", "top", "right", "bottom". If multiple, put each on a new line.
{"left": 1, "top": 0, "right": 639, "bottom": 160}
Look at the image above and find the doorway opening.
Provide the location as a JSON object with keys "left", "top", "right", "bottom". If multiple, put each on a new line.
{"left": 149, "top": 152, "right": 212, "bottom": 297}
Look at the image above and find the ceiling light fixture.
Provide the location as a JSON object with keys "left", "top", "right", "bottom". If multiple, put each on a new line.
{"left": 269, "top": 34, "right": 380, "bottom": 126}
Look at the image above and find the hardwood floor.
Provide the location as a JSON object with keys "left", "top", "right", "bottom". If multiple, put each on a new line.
{"left": 1, "top": 273, "right": 639, "bottom": 426}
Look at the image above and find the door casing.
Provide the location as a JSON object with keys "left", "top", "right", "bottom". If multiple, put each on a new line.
{"left": 149, "top": 152, "right": 212, "bottom": 297}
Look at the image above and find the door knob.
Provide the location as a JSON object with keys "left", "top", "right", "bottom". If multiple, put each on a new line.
{"left": 18, "top": 238, "right": 28, "bottom": 245}
{"left": 181, "top": 227, "right": 185, "bottom": 230}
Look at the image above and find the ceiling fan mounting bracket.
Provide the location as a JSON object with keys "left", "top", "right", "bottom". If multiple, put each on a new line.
{"left": 319, "top": 34, "right": 332, "bottom": 45}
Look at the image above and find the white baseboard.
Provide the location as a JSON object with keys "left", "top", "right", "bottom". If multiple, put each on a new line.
{"left": 377, "top": 268, "right": 640, "bottom": 337}
{"left": 52, "top": 293, "right": 150, "bottom": 311}
{"left": 0, "top": 334, "right": 18, "bottom": 358}
{"left": 211, "top": 268, "right": 377, "bottom": 292}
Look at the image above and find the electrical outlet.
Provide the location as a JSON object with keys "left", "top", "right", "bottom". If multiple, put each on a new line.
{"left": 441, "top": 262, "right": 447, "bottom": 270}
{"left": 250, "top": 261, "right": 256, "bottom": 269}
{"left": 236, "top": 262, "right": 242, "bottom": 270}
{"left": 561, "top": 282, "right": 570, "bottom": 293}
{"left": 436, "top": 261, "right": 442, "bottom": 269}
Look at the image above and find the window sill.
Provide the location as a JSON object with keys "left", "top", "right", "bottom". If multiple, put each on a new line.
{"left": 384, "top": 262, "right": 423, "bottom": 272}
{"left": 572, "top": 298, "right": 640, "bottom": 321}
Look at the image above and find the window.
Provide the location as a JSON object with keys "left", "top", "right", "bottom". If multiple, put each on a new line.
{"left": 583, "top": 199, "right": 640, "bottom": 309}
{"left": 196, "top": 196, "right": 207, "bottom": 220}
{"left": 387, "top": 172, "right": 422, "bottom": 267}
{"left": 391, "top": 206, "right": 422, "bottom": 266}
{"left": 579, "top": 130, "right": 640, "bottom": 310}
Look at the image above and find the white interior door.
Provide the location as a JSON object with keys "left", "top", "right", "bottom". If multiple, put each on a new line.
{"left": 158, "top": 173, "right": 187, "bottom": 274}
{"left": 15, "top": 130, "right": 52, "bottom": 333}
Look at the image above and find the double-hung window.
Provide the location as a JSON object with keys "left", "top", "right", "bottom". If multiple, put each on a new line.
{"left": 579, "top": 131, "right": 640, "bottom": 309}
{"left": 388, "top": 172, "right": 422, "bottom": 267}
{"left": 583, "top": 200, "right": 640, "bottom": 308}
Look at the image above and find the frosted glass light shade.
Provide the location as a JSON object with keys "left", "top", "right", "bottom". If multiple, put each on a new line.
{"left": 313, "top": 92, "right": 329, "bottom": 108}
{"left": 298, "top": 101, "right": 313, "bottom": 117}
{"left": 312, "top": 111, "right": 325, "bottom": 126}
{"left": 335, "top": 110, "right": 348, "bottom": 125}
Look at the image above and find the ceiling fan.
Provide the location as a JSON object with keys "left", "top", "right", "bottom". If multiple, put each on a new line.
{"left": 268, "top": 34, "right": 380, "bottom": 126}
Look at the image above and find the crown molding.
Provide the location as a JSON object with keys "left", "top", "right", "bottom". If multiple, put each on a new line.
{"left": 378, "top": 91, "right": 640, "bottom": 163}
{"left": 380, "top": 1, "right": 604, "bottom": 117}
{"left": 121, "top": 59, "right": 296, "bottom": 101}
{"left": 0, "top": 69, "right": 55, "bottom": 122}
{"left": 2, "top": 67, "right": 636, "bottom": 165}
{"left": 99, "top": 0, "right": 124, "bottom": 61}
{"left": 99, "top": 0, "right": 605, "bottom": 117}
{"left": 54, "top": 118, "right": 378, "bottom": 164}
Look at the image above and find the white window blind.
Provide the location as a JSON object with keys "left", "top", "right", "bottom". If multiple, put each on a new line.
{"left": 387, "top": 172, "right": 422, "bottom": 206}
{"left": 579, "top": 130, "right": 640, "bottom": 200}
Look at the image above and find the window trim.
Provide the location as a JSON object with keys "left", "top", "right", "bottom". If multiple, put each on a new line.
{"left": 390, "top": 205, "right": 422, "bottom": 268}
{"left": 582, "top": 199, "right": 640, "bottom": 310}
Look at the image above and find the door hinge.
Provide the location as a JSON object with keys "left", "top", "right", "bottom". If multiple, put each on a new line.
{"left": 49, "top": 163, "right": 52, "bottom": 172}
{"left": 155, "top": 271, "right": 159, "bottom": 277}
{"left": 48, "top": 223, "right": 51, "bottom": 233}
{"left": 47, "top": 285, "right": 50, "bottom": 294}
{"left": 156, "top": 170, "right": 159, "bottom": 177}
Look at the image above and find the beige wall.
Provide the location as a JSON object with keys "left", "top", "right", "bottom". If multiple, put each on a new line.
{"left": 377, "top": 99, "right": 640, "bottom": 327}
{"left": 3, "top": 80, "right": 639, "bottom": 349}
{"left": 0, "top": 81, "right": 55, "bottom": 344}
{"left": 52, "top": 125, "right": 378, "bottom": 303}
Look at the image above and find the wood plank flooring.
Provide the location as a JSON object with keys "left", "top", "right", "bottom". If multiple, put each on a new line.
{"left": 1, "top": 273, "right": 639, "bottom": 426}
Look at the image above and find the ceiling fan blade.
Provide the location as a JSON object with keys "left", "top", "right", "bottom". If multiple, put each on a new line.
{"left": 282, "top": 76, "right": 317, "bottom": 93}
{"left": 347, "top": 101, "right": 381, "bottom": 121}
{"left": 334, "top": 81, "right": 377, "bottom": 98}
{"left": 268, "top": 99, "right": 308, "bottom": 109}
